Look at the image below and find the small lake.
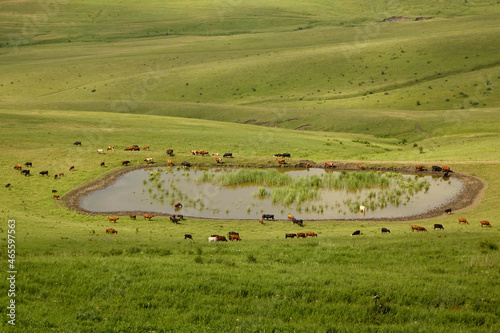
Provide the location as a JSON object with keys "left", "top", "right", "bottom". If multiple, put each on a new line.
{"left": 79, "top": 167, "right": 464, "bottom": 220}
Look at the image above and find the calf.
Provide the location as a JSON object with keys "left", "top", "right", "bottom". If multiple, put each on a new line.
{"left": 351, "top": 230, "right": 361, "bottom": 236}
{"left": 381, "top": 228, "right": 390, "bottom": 233}
{"left": 433, "top": 224, "right": 444, "bottom": 230}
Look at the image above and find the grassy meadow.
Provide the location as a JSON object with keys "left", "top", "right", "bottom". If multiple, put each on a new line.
{"left": 1, "top": 0, "right": 500, "bottom": 332}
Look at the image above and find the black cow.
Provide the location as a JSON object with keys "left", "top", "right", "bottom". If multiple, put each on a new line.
{"left": 24, "top": 162, "right": 32, "bottom": 167}
{"left": 351, "top": 230, "right": 361, "bottom": 236}
{"left": 223, "top": 153, "right": 233, "bottom": 158}
{"left": 166, "top": 149, "right": 174, "bottom": 156}
{"left": 21, "top": 170, "right": 30, "bottom": 176}
{"left": 5, "top": 183, "right": 11, "bottom": 188}
{"left": 282, "top": 153, "right": 291, "bottom": 158}
{"left": 443, "top": 172, "right": 450, "bottom": 178}
{"left": 262, "top": 214, "right": 274, "bottom": 220}
{"left": 273, "top": 153, "right": 283, "bottom": 157}
{"left": 184, "top": 234, "right": 193, "bottom": 240}
{"left": 444, "top": 208, "right": 452, "bottom": 214}
{"left": 39, "top": 171, "right": 49, "bottom": 176}
{"left": 381, "top": 228, "right": 391, "bottom": 233}
{"left": 170, "top": 216, "right": 180, "bottom": 224}
{"left": 73, "top": 141, "right": 82, "bottom": 146}
{"left": 181, "top": 162, "right": 191, "bottom": 167}
{"left": 434, "top": 224, "right": 444, "bottom": 230}
{"left": 52, "top": 189, "right": 57, "bottom": 193}
{"left": 432, "top": 166, "right": 442, "bottom": 172}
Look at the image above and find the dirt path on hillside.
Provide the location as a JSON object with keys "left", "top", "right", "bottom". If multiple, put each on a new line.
{"left": 62, "top": 162, "right": 487, "bottom": 222}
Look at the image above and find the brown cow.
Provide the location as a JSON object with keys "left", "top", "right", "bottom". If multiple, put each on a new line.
{"left": 129, "top": 214, "right": 136, "bottom": 220}
{"left": 357, "top": 164, "right": 364, "bottom": 170}
{"left": 143, "top": 146, "right": 150, "bottom": 150}
{"left": 174, "top": 203, "right": 183, "bottom": 208}
{"left": 214, "top": 157, "right": 222, "bottom": 163}
{"left": 229, "top": 234, "right": 241, "bottom": 241}
{"left": 297, "top": 233, "right": 306, "bottom": 238}
{"left": 325, "top": 162, "right": 335, "bottom": 168}
{"left": 216, "top": 235, "right": 227, "bottom": 242}
{"left": 106, "top": 228, "right": 118, "bottom": 234}
{"left": 53, "top": 195, "right": 60, "bottom": 200}
{"left": 285, "top": 233, "right": 297, "bottom": 238}
{"left": 458, "top": 218, "right": 468, "bottom": 224}
{"left": 144, "top": 214, "right": 154, "bottom": 220}
{"left": 108, "top": 217, "right": 119, "bottom": 223}
{"left": 259, "top": 218, "right": 264, "bottom": 224}
{"left": 411, "top": 225, "right": 427, "bottom": 232}
{"left": 166, "top": 158, "right": 174, "bottom": 166}
{"left": 305, "top": 232, "right": 317, "bottom": 237}
{"left": 480, "top": 220, "right": 492, "bottom": 227}
{"left": 100, "top": 162, "right": 105, "bottom": 167}
{"left": 415, "top": 165, "right": 426, "bottom": 171}
{"left": 107, "top": 146, "right": 114, "bottom": 151}
{"left": 14, "top": 165, "right": 22, "bottom": 170}
{"left": 276, "top": 158, "right": 286, "bottom": 164}
{"left": 122, "top": 160, "right": 130, "bottom": 166}
{"left": 442, "top": 166, "right": 451, "bottom": 172}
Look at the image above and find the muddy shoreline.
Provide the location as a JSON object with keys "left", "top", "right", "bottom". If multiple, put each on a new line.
{"left": 62, "top": 162, "right": 486, "bottom": 222}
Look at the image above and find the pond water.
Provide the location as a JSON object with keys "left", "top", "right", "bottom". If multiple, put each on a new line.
{"left": 79, "top": 167, "right": 463, "bottom": 220}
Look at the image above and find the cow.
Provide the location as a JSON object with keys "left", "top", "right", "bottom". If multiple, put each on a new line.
{"left": 432, "top": 166, "right": 442, "bottom": 172}
{"left": 144, "top": 214, "right": 154, "bottom": 220}
{"left": 21, "top": 170, "right": 30, "bottom": 176}
{"left": 129, "top": 214, "right": 136, "bottom": 220}
{"left": 107, "top": 146, "right": 114, "bottom": 151}
{"left": 177, "top": 215, "right": 184, "bottom": 220}
{"left": 122, "top": 160, "right": 130, "bottom": 166}
{"left": 143, "top": 146, "right": 150, "bottom": 150}
{"left": 97, "top": 149, "right": 104, "bottom": 154}
{"left": 106, "top": 228, "right": 117, "bottom": 234}
{"left": 228, "top": 231, "right": 239, "bottom": 236}
{"left": 458, "top": 218, "right": 468, "bottom": 224}
{"left": 359, "top": 205, "right": 366, "bottom": 214}
{"left": 285, "top": 233, "right": 297, "bottom": 238}
{"left": 443, "top": 172, "right": 450, "bottom": 178}
{"left": 292, "top": 218, "right": 304, "bottom": 226}
{"left": 69, "top": 165, "right": 75, "bottom": 171}
{"left": 100, "top": 162, "right": 105, "bottom": 167}
{"left": 185, "top": 234, "right": 193, "bottom": 240}
{"left": 262, "top": 214, "right": 274, "bottom": 220}
{"left": 282, "top": 153, "right": 291, "bottom": 158}
{"left": 108, "top": 217, "right": 119, "bottom": 223}
{"left": 14, "top": 165, "right": 22, "bottom": 170}
{"left": 181, "top": 162, "right": 191, "bottom": 167}
{"left": 229, "top": 234, "right": 241, "bottom": 241}
{"left": 351, "top": 230, "right": 361, "bottom": 236}
{"left": 305, "top": 232, "right": 317, "bottom": 237}
{"left": 357, "top": 164, "right": 364, "bottom": 170}
{"left": 381, "top": 228, "right": 391, "bottom": 233}
{"left": 441, "top": 166, "right": 451, "bottom": 173}
{"left": 174, "top": 203, "right": 183, "bottom": 208}
{"left": 276, "top": 158, "right": 286, "bottom": 164}
{"left": 144, "top": 158, "right": 154, "bottom": 163}
{"left": 52, "top": 189, "right": 57, "bottom": 193}
{"left": 214, "top": 157, "right": 222, "bottom": 163}
{"left": 274, "top": 153, "right": 283, "bottom": 157}
{"left": 208, "top": 236, "right": 218, "bottom": 242}
{"left": 444, "top": 208, "right": 452, "bottom": 214}
{"left": 415, "top": 165, "right": 426, "bottom": 171}
{"left": 325, "top": 162, "right": 335, "bottom": 168}
{"left": 166, "top": 149, "right": 174, "bottom": 156}
{"left": 24, "top": 162, "right": 32, "bottom": 167}
{"left": 73, "top": 141, "right": 82, "bottom": 146}
{"left": 216, "top": 235, "right": 227, "bottom": 242}
{"left": 125, "top": 146, "right": 140, "bottom": 151}
{"left": 297, "top": 233, "right": 306, "bottom": 238}
{"left": 54, "top": 174, "right": 58, "bottom": 179}
{"left": 170, "top": 216, "right": 180, "bottom": 224}
{"left": 288, "top": 214, "right": 294, "bottom": 220}
{"left": 212, "top": 153, "right": 219, "bottom": 156}
{"left": 411, "top": 225, "right": 427, "bottom": 232}
{"left": 167, "top": 158, "right": 174, "bottom": 166}
{"left": 39, "top": 170, "right": 49, "bottom": 176}
{"left": 259, "top": 218, "right": 264, "bottom": 224}
{"left": 5, "top": 183, "right": 11, "bottom": 188}
{"left": 480, "top": 221, "right": 492, "bottom": 227}
{"left": 223, "top": 153, "right": 233, "bottom": 158}
{"left": 433, "top": 224, "right": 444, "bottom": 230}
{"left": 53, "top": 194, "right": 60, "bottom": 200}
{"left": 190, "top": 150, "right": 196, "bottom": 155}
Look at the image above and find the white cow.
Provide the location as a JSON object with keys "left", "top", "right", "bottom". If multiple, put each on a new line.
{"left": 208, "top": 236, "right": 218, "bottom": 242}
{"left": 97, "top": 149, "right": 104, "bottom": 154}
{"left": 359, "top": 205, "right": 366, "bottom": 214}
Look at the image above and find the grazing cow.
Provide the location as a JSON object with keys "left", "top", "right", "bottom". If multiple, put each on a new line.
{"left": 432, "top": 166, "right": 442, "bottom": 172}
{"left": 24, "top": 162, "right": 32, "bottom": 167}
{"left": 305, "top": 232, "right": 317, "bottom": 237}
{"left": 166, "top": 149, "right": 174, "bottom": 156}
{"left": 170, "top": 216, "right": 180, "bottom": 224}
{"left": 14, "top": 165, "right": 22, "bottom": 170}
{"left": 97, "top": 149, "right": 104, "bottom": 154}
{"left": 73, "top": 141, "right": 82, "bottom": 146}
{"left": 359, "top": 205, "right": 366, "bottom": 214}
{"left": 212, "top": 153, "right": 219, "bottom": 156}
{"left": 122, "top": 160, "right": 130, "bottom": 166}
{"left": 100, "top": 162, "right": 105, "bottom": 167}
{"left": 144, "top": 158, "right": 154, "bottom": 163}
{"left": 52, "top": 189, "right": 57, "bottom": 193}
{"left": 58, "top": 173, "right": 64, "bottom": 177}
{"left": 53, "top": 195, "right": 60, "bottom": 199}
{"left": 69, "top": 165, "right": 75, "bottom": 171}
{"left": 190, "top": 150, "right": 196, "bottom": 155}
{"left": 276, "top": 158, "right": 286, "bottom": 164}
{"left": 297, "top": 233, "right": 306, "bottom": 238}
{"left": 216, "top": 235, "right": 227, "bottom": 242}
{"left": 106, "top": 228, "right": 117, "bottom": 234}
{"left": 415, "top": 165, "right": 426, "bottom": 171}
{"left": 129, "top": 214, "right": 136, "bottom": 220}
{"left": 229, "top": 234, "right": 241, "bottom": 241}
{"left": 181, "top": 162, "right": 191, "bottom": 167}
{"left": 166, "top": 158, "right": 174, "bottom": 166}
{"left": 39, "top": 170, "right": 49, "bottom": 176}
{"left": 125, "top": 146, "right": 140, "bottom": 151}
{"left": 174, "top": 203, "right": 183, "bottom": 208}
{"left": 54, "top": 174, "right": 58, "bottom": 179}
{"left": 381, "top": 227, "right": 391, "bottom": 233}
{"left": 5, "top": 183, "right": 11, "bottom": 188}
{"left": 458, "top": 218, "right": 468, "bottom": 224}
{"left": 262, "top": 214, "right": 274, "bottom": 220}
{"left": 107, "top": 146, "right": 114, "bottom": 151}
{"left": 325, "top": 162, "right": 335, "bottom": 168}
{"left": 411, "top": 225, "right": 427, "bottom": 232}
{"left": 273, "top": 153, "right": 283, "bottom": 157}
{"left": 442, "top": 166, "right": 451, "bottom": 173}
{"left": 292, "top": 218, "right": 304, "bottom": 226}
{"left": 351, "top": 230, "right": 361, "bottom": 236}
{"left": 480, "top": 221, "right": 492, "bottom": 227}
{"left": 444, "top": 208, "right": 452, "bottom": 214}
{"left": 195, "top": 150, "right": 205, "bottom": 155}
{"left": 21, "top": 170, "right": 30, "bottom": 176}
{"left": 185, "top": 234, "right": 193, "bottom": 240}
{"left": 259, "top": 218, "right": 264, "bottom": 224}
{"left": 357, "top": 164, "right": 364, "bottom": 170}
{"left": 223, "top": 153, "right": 233, "bottom": 158}
{"left": 282, "top": 153, "right": 291, "bottom": 158}
{"left": 285, "top": 233, "right": 297, "bottom": 238}
{"left": 208, "top": 236, "right": 218, "bottom": 242}
{"left": 434, "top": 224, "right": 444, "bottom": 230}
{"left": 288, "top": 214, "right": 294, "bottom": 220}
{"left": 143, "top": 146, "right": 150, "bottom": 150}
{"left": 108, "top": 217, "right": 119, "bottom": 223}
{"left": 214, "top": 157, "right": 222, "bottom": 163}
{"left": 144, "top": 214, "right": 154, "bottom": 221}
